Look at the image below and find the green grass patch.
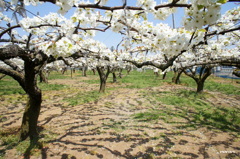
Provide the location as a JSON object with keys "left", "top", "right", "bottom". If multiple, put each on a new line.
{"left": 134, "top": 89, "right": 240, "bottom": 132}
{"left": 0, "top": 127, "right": 58, "bottom": 158}
{"left": 0, "top": 128, "right": 19, "bottom": 158}
{"left": 156, "top": 89, "right": 211, "bottom": 107}
{"left": 179, "top": 74, "right": 240, "bottom": 95}
{"left": 102, "top": 119, "right": 127, "bottom": 132}
{"left": 0, "top": 78, "right": 25, "bottom": 95}
{"left": 0, "top": 76, "right": 67, "bottom": 96}
{"left": 47, "top": 71, "right": 73, "bottom": 80}
{"left": 204, "top": 80, "right": 240, "bottom": 95}
{"left": 134, "top": 111, "right": 167, "bottom": 121}
{"left": 82, "top": 79, "right": 99, "bottom": 84}
{"left": 119, "top": 70, "right": 165, "bottom": 88}
{"left": 63, "top": 90, "right": 102, "bottom": 106}
{"left": 39, "top": 83, "right": 68, "bottom": 91}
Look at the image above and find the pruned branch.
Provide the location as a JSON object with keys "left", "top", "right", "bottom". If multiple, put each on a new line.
{"left": 0, "top": 45, "right": 28, "bottom": 60}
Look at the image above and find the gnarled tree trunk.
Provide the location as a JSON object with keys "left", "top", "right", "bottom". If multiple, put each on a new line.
{"left": 183, "top": 65, "right": 213, "bottom": 93}
{"left": 20, "top": 60, "right": 42, "bottom": 141}
{"left": 20, "top": 91, "right": 42, "bottom": 141}
{"left": 195, "top": 79, "right": 205, "bottom": 93}
{"left": 96, "top": 66, "right": 110, "bottom": 93}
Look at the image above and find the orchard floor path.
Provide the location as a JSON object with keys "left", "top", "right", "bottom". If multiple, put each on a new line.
{"left": 0, "top": 73, "right": 240, "bottom": 159}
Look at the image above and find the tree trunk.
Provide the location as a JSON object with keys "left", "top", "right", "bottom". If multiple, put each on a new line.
{"left": 112, "top": 72, "right": 117, "bottom": 83}
{"left": 126, "top": 67, "right": 131, "bottom": 75}
{"left": 97, "top": 66, "right": 110, "bottom": 93}
{"left": 20, "top": 91, "right": 42, "bottom": 141}
{"left": 172, "top": 69, "right": 177, "bottom": 83}
{"left": 61, "top": 67, "right": 67, "bottom": 74}
{"left": 39, "top": 70, "right": 48, "bottom": 83}
{"left": 71, "top": 68, "right": 73, "bottom": 78}
{"left": 162, "top": 72, "right": 167, "bottom": 80}
{"left": 82, "top": 65, "right": 88, "bottom": 77}
{"left": 196, "top": 80, "right": 204, "bottom": 93}
{"left": 175, "top": 70, "right": 183, "bottom": 84}
{"left": 92, "top": 69, "right": 96, "bottom": 75}
{"left": 183, "top": 65, "right": 213, "bottom": 93}
{"left": 154, "top": 72, "right": 159, "bottom": 77}
{"left": 99, "top": 79, "right": 106, "bottom": 93}
{"left": 118, "top": 69, "right": 123, "bottom": 78}
{"left": 20, "top": 60, "right": 42, "bottom": 141}
{"left": 172, "top": 69, "right": 183, "bottom": 84}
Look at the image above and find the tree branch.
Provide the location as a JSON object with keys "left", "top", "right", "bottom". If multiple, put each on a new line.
{"left": 0, "top": 38, "right": 26, "bottom": 44}
{"left": 0, "top": 45, "right": 29, "bottom": 60}
{"left": 0, "top": 66, "right": 25, "bottom": 90}
{"left": 0, "top": 24, "right": 20, "bottom": 38}
{"left": 3, "top": 59, "right": 23, "bottom": 72}
{"left": 206, "top": 26, "right": 240, "bottom": 37}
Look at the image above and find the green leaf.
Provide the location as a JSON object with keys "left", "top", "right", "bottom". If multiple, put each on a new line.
{"left": 197, "top": 5, "right": 204, "bottom": 10}
{"left": 71, "top": 17, "right": 77, "bottom": 23}
{"left": 198, "top": 29, "right": 207, "bottom": 32}
{"left": 217, "top": 0, "right": 228, "bottom": 4}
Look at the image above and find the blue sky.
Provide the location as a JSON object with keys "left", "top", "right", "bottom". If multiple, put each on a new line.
{"left": 3, "top": 0, "right": 239, "bottom": 48}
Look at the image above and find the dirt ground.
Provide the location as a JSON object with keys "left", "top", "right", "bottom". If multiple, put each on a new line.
{"left": 0, "top": 75, "right": 240, "bottom": 159}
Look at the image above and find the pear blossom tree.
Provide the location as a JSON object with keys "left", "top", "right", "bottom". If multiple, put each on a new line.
{"left": 183, "top": 64, "right": 214, "bottom": 93}
{"left": 0, "top": 1, "right": 112, "bottom": 141}
{"left": 175, "top": 6, "right": 240, "bottom": 89}
{"left": 118, "top": 4, "right": 239, "bottom": 73}
{"left": 172, "top": 34, "right": 240, "bottom": 93}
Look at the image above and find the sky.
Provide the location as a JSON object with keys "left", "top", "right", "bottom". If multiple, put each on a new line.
{"left": 2, "top": 0, "right": 239, "bottom": 49}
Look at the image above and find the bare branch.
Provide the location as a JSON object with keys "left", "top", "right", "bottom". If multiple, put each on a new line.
{"left": 0, "top": 24, "right": 20, "bottom": 38}
{"left": 155, "top": 3, "right": 191, "bottom": 10}
{"left": 0, "top": 66, "right": 25, "bottom": 88}
{"left": 206, "top": 26, "right": 240, "bottom": 37}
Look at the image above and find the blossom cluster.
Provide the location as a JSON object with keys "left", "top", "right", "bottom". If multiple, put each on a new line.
{"left": 122, "top": 21, "right": 205, "bottom": 59}
{"left": 0, "top": 0, "right": 238, "bottom": 73}
{"left": 182, "top": 0, "right": 223, "bottom": 30}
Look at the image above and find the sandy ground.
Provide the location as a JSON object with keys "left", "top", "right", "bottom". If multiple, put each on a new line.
{"left": 0, "top": 75, "right": 240, "bottom": 159}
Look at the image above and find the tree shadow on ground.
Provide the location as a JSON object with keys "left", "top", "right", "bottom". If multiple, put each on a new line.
{"left": 1, "top": 84, "right": 240, "bottom": 158}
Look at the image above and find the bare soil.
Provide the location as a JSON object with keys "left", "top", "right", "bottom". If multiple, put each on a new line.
{"left": 0, "top": 75, "right": 240, "bottom": 159}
